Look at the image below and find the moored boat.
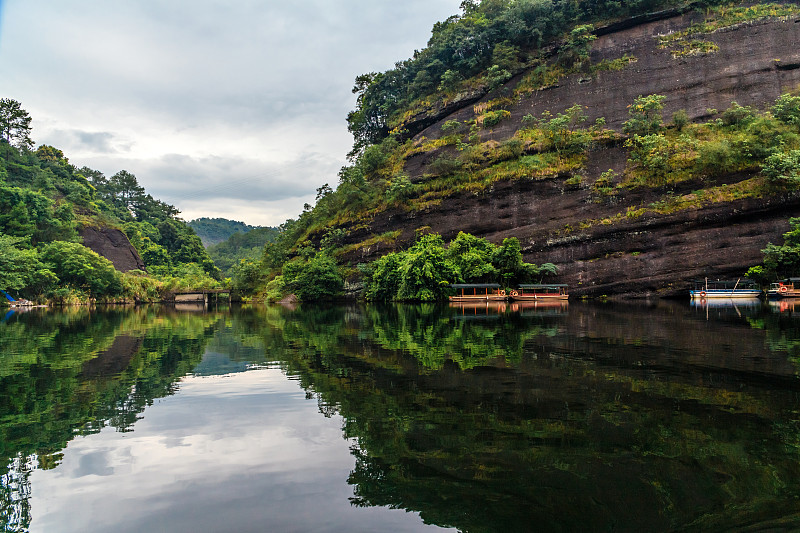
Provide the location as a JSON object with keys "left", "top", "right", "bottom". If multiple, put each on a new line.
{"left": 449, "top": 284, "right": 508, "bottom": 302}
{"left": 510, "top": 284, "right": 568, "bottom": 301}
{"left": 689, "top": 279, "right": 761, "bottom": 300}
{"left": 767, "top": 278, "right": 800, "bottom": 299}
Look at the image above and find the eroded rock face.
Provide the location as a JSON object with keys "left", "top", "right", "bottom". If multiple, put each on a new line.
{"left": 414, "top": 14, "right": 800, "bottom": 146}
{"left": 79, "top": 226, "right": 146, "bottom": 273}
{"left": 338, "top": 13, "right": 800, "bottom": 297}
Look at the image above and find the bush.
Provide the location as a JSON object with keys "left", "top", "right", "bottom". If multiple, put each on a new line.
{"left": 763, "top": 150, "right": 800, "bottom": 183}
{"left": 39, "top": 241, "right": 122, "bottom": 297}
{"left": 288, "top": 253, "right": 343, "bottom": 301}
{"left": 672, "top": 109, "right": 689, "bottom": 131}
{"left": 623, "top": 95, "right": 666, "bottom": 136}
{"left": 772, "top": 94, "right": 800, "bottom": 127}
{"left": 720, "top": 102, "right": 755, "bottom": 127}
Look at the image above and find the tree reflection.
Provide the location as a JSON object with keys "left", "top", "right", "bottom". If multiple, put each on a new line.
{"left": 5, "top": 302, "right": 800, "bottom": 532}
{"left": 0, "top": 307, "right": 217, "bottom": 532}
{"left": 238, "top": 301, "right": 800, "bottom": 532}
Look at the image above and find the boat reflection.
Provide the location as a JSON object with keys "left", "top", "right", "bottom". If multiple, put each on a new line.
{"left": 690, "top": 298, "right": 762, "bottom": 309}
{"left": 448, "top": 299, "right": 568, "bottom": 317}
{"left": 768, "top": 298, "right": 800, "bottom": 314}
{"left": 690, "top": 297, "right": 762, "bottom": 319}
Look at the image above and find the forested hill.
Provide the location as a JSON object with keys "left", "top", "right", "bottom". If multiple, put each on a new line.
{"left": 206, "top": 226, "right": 279, "bottom": 276}
{"left": 254, "top": 0, "right": 800, "bottom": 300}
{"left": 0, "top": 98, "right": 222, "bottom": 303}
{"left": 188, "top": 217, "right": 257, "bottom": 247}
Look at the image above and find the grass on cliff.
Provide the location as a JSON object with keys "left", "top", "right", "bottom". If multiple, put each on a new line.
{"left": 296, "top": 90, "right": 799, "bottom": 264}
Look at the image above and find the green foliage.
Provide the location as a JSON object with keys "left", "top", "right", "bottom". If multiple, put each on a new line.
{"left": 672, "top": 109, "right": 689, "bottom": 131}
{"left": 385, "top": 174, "right": 414, "bottom": 205}
{"left": 363, "top": 232, "right": 557, "bottom": 301}
{"left": 759, "top": 218, "right": 800, "bottom": 278}
{"left": 559, "top": 24, "right": 596, "bottom": 66}
{"left": 439, "top": 69, "right": 464, "bottom": 91}
{"left": 346, "top": 0, "right": 713, "bottom": 153}
{"left": 39, "top": 241, "right": 123, "bottom": 298}
{"left": 441, "top": 120, "right": 462, "bottom": 136}
{"left": 446, "top": 231, "right": 497, "bottom": 282}
{"left": 0, "top": 100, "right": 220, "bottom": 301}
{"left": 762, "top": 150, "right": 800, "bottom": 183}
{"left": 206, "top": 226, "right": 279, "bottom": 276}
{"left": 284, "top": 253, "right": 344, "bottom": 301}
{"left": 480, "top": 109, "right": 512, "bottom": 128}
{"left": 187, "top": 217, "right": 258, "bottom": 246}
{"left": 719, "top": 102, "right": 756, "bottom": 127}
{"left": 622, "top": 94, "right": 666, "bottom": 136}
{"left": 772, "top": 94, "right": 800, "bottom": 128}
{"left": 535, "top": 104, "right": 589, "bottom": 153}
{"left": 230, "top": 260, "right": 267, "bottom": 295}
{"left": 0, "top": 98, "right": 33, "bottom": 150}
{"left": 0, "top": 185, "right": 75, "bottom": 243}
{"left": 485, "top": 65, "right": 513, "bottom": 91}
{"left": 362, "top": 253, "right": 405, "bottom": 301}
{"left": 0, "top": 235, "right": 56, "bottom": 296}
{"left": 625, "top": 133, "right": 673, "bottom": 178}
{"left": 396, "top": 234, "right": 457, "bottom": 301}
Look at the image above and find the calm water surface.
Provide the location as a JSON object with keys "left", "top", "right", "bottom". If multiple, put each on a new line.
{"left": 2, "top": 300, "right": 800, "bottom": 532}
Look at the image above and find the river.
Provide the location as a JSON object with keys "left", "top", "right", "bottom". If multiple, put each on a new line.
{"left": 2, "top": 299, "right": 800, "bottom": 532}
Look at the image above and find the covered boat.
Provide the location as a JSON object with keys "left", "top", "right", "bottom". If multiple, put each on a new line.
{"left": 449, "top": 284, "right": 508, "bottom": 302}
{"left": 689, "top": 279, "right": 761, "bottom": 300}
{"left": 510, "top": 284, "right": 569, "bottom": 301}
{"left": 768, "top": 278, "right": 800, "bottom": 299}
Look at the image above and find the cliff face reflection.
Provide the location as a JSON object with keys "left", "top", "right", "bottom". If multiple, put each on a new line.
{"left": 3, "top": 301, "right": 800, "bottom": 532}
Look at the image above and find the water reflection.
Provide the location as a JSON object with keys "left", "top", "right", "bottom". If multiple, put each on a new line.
{"left": 2, "top": 302, "right": 800, "bottom": 531}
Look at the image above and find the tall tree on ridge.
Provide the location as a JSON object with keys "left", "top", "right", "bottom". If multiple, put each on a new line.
{"left": 0, "top": 98, "right": 34, "bottom": 151}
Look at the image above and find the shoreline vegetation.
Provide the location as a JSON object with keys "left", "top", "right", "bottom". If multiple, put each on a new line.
{"left": 3, "top": 1, "right": 800, "bottom": 304}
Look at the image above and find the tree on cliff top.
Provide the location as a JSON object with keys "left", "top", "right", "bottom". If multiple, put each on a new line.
{"left": 0, "top": 98, "right": 33, "bottom": 152}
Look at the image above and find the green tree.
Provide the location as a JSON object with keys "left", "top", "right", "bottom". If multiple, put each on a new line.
{"left": 446, "top": 231, "right": 497, "bottom": 282}
{"left": 756, "top": 218, "right": 800, "bottom": 278}
{"left": 289, "top": 253, "right": 344, "bottom": 301}
{"left": 397, "top": 234, "right": 457, "bottom": 301}
{"left": 0, "top": 98, "right": 33, "bottom": 151}
{"left": 623, "top": 94, "right": 666, "bottom": 136}
{"left": 772, "top": 94, "right": 800, "bottom": 127}
{"left": 763, "top": 150, "right": 800, "bottom": 183}
{"left": 0, "top": 235, "right": 57, "bottom": 295}
{"left": 39, "top": 241, "right": 123, "bottom": 297}
{"left": 559, "top": 24, "right": 596, "bottom": 67}
{"left": 492, "top": 237, "right": 543, "bottom": 286}
{"left": 363, "top": 252, "right": 406, "bottom": 301}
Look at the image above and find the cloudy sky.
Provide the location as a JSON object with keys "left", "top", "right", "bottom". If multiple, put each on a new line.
{"left": 0, "top": 0, "right": 462, "bottom": 226}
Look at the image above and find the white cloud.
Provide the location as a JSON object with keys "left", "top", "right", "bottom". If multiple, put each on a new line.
{"left": 0, "top": 0, "right": 463, "bottom": 225}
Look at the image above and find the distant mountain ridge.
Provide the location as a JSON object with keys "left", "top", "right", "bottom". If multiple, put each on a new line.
{"left": 188, "top": 217, "right": 258, "bottom": 247}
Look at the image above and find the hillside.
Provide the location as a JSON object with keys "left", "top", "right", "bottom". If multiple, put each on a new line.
{"left": 207, "top": 226, "right": 280, "bottom": 276}
{"left": 188, "top": 217, "right": 257, "bottom": 247}
{"left": 0, "top": 103, "right": 221, "bottom": 303}
{"left": 270, "top": 0, "right": 800, "bottom": 299}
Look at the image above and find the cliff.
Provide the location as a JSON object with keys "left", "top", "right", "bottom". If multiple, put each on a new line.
{"left": 79, "top": 226, "right": 147, "bottom": 273}
{"left": 334, "top": 8, "right": 800, "bottom": 297}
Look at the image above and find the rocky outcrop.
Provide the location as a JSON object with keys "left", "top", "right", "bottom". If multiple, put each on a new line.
{"left": 79, "top": 226, "right": 146, "bottom": 272}
{"left": 339, "top": 11, "right": 800, "bottom": 297}
{"left": 414, "top": 13, "right": 800, "bottom": 144}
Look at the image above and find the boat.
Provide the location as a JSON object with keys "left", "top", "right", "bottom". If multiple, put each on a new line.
{"left": 767, "top": 278, "right": 800, "bottom": 299}
{"left": 509, "top": 284, "right": 569, "bottom": 301}
{"left": 449, "top": 284, "right": 508, "bottom": 302}
{"left": 2, "top": 289, "right": 36, "bottom": 307}
{"left": 689, "top": 278, "right": 761, "bottom": 300}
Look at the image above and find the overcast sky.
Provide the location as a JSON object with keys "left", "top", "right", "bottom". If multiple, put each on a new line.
{"left": 0, "top": 0, "right": 462, "bottom": 226}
